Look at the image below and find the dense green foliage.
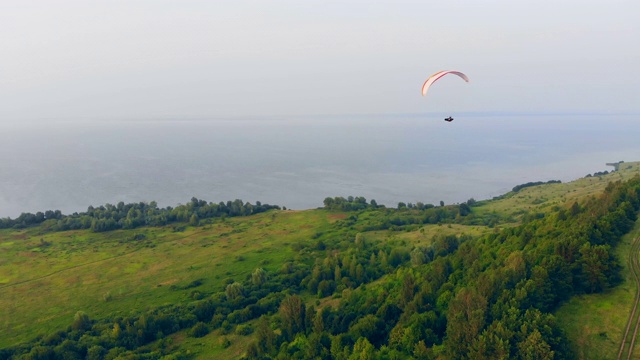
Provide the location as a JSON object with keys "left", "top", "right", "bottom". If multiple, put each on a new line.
{"left": 512, "top": 180, "right": 561, "bottom": 193}
{"left": 322, "top": 196, "right": 483, "bottom": 230}
{"left": 1, "top": 177, "right": 639, "bottom": 359}
{"left": 0, "top": 198, "right": 279, "bottom": 232}
{"left": 587, "top": 170, "right": 610, "bottom": 177}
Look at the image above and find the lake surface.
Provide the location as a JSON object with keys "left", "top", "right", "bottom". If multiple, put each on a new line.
{"left": 0, "top": 113, "right": 638, "bottom": 218}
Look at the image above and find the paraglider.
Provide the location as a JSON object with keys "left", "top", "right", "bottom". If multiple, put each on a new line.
{"left": 421, "top": 70, "right": 469, "bottom": 97}
{"left": 421, "top": 70, "right": 469, "bottom": 122}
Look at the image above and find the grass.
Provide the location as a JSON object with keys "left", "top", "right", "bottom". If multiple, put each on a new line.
{"left": 0, "top": 209, "right": 335, "bottom": 347}
{"left": 183, "top": 331, "right": 246, "bottom": 360}
{"left": 475, "top": 161, "right": 640, "bottom": 222}
{"left": 365, "top": 223, "right": 490, "bottom": 248}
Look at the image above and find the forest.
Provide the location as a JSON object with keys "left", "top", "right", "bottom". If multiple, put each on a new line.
{"left": 1, "top": 174, "right": 639, "bottom": 359}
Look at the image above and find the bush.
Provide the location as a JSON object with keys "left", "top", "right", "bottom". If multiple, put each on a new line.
{"left": 189, "top": 322, "right": 209, "bottom": 338}
{"left": 236, "top": 324, "right": 254, "bottom": 336}
{"left": 71, "top": 311, "right": 91, "bottom": 331}
{"left": 211, "top": 314, "right": 225, "bottom": 329}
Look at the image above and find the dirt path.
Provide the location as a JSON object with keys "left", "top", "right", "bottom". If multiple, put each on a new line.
{"left": 618, "top": 236, "right": 640, "bottom": 360}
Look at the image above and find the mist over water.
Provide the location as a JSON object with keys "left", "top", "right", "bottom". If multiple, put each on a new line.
{"left": 0, "top": 113, "right": 638, "bottom": 218}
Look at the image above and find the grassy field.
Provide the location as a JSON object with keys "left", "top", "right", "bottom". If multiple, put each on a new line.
{"left": 475, "top": 161, "right": 640, "bottom": 221}
{"left": 0, "top": 210, "right": 335, "bottom": 347}
{"left": 1, "top": 161, "right": 639, "bottom": 357}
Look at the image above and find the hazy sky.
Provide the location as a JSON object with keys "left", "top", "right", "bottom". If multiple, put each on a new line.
{"left": 1, "top": 0, "right": 638, "bottom": 120}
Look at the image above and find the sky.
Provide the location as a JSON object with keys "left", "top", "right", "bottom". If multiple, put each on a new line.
{"left": 1, "top": 0, "right": 639, "bottom": 120}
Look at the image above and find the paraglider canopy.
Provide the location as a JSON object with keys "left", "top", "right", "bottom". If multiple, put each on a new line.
{"left": 421, "top": 70, "right": 469, "bottom": 97}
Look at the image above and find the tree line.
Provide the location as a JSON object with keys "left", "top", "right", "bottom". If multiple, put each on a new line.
{"left": 0, "top": 198, "right": 280, "bottom": 232}
{"left": 512, "top": 180, "right": 561, "bottom": 193}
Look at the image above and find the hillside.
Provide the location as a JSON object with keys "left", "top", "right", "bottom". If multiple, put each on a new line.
{"left": 1, "top": 161, "right": 640, "bottom": 359}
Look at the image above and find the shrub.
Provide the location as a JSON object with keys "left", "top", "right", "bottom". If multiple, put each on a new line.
{"left": 236, "top": 324, "right": 254, "bottom": 336}
{"left": 189, "top": 322, "right": 209, "bottom": 338}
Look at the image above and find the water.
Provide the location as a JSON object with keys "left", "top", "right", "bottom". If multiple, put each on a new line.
{"left": 0, "top": 113, "right": 638, "bottom": 218}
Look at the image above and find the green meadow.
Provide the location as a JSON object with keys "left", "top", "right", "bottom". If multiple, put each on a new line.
{"left": 0, "top": 210, "right": 332, "bottom": 347}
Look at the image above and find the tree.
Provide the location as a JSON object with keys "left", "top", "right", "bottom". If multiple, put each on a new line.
{"left": 189, "top": 213, "right": 199, "bottom": 226}
{"left": 331, "top": 334, "right": 350, "bottom": 360}
{"left": 349, "top": 315, "right": 384, "bottom": 346}
{"left": 355, "top": 233, "right": 366, "bottom": 249}
{"left": 400, "top": 272, "right": 416, "bottom": 307}
{"left": 569, "top": 201, "right": 582, "bottom": 217}
{"left": 86, "top": 345, "right": 106, "bottom": 360}
{"left": 252, "top": 268, "right": 267, "bottom": 286}
{"left": 389, "top": 248, "right": 408, "bottom": 267}
{"left": 578, "top": 243, "right": 611, "bottom": 293}
{"left": 355, "top": 264, "right": 365, "bottom": 283}
{"left": 379, "top": 250, "right": 389, "bottom": 270}
{"left": 517, "top": 329, "right": 554, "bottom": 360}
{"left": 323, "top": 197, "right": 335, "bottom": 209}
{"left": 318, "top": 280, "right": 333, "bottom": 298}
{"left": 72, "top": 311, "right": 91, "bottom": 332}
{"left": 306, "top": 332, "right": 329, "bottom": 359}
{"left": 280, "top": 295, "right": 306, "bottom": 340}
{"left": 445, "top": 288, "right": 487, "bottom": 358}
{"left": 226, "top": 282, "right": 244, "bottom": 300}
{"left": 469, "top": 324, "right": 512, "bottom": 360}
{"left": 413, "top": 340, "right": 431, "bottom": 359}
{"left": 26, "top": 346, "right": 55, "bottom": 360}
{"left": 459, "top": 203, "right": 471, "bottom": 216}
{"left": 189, "top": 322, "right": 209, "bottom": 338}
{"left": 349, "top": 337, "right": 375, "bottom": 360}
{"left": 255, "top": 316, "right": 276, "bottom": 355}
{"left": 335, "top": 264, "right": 342, "bottom": 283}
{"left": 411, "top": 247, "right": 427, "bottom": 266}
{"left": 313, "top": 308, "right": 326, "bottom": 334}
{"left": 504, "top": 250, "right": 526, "bottom": 286}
